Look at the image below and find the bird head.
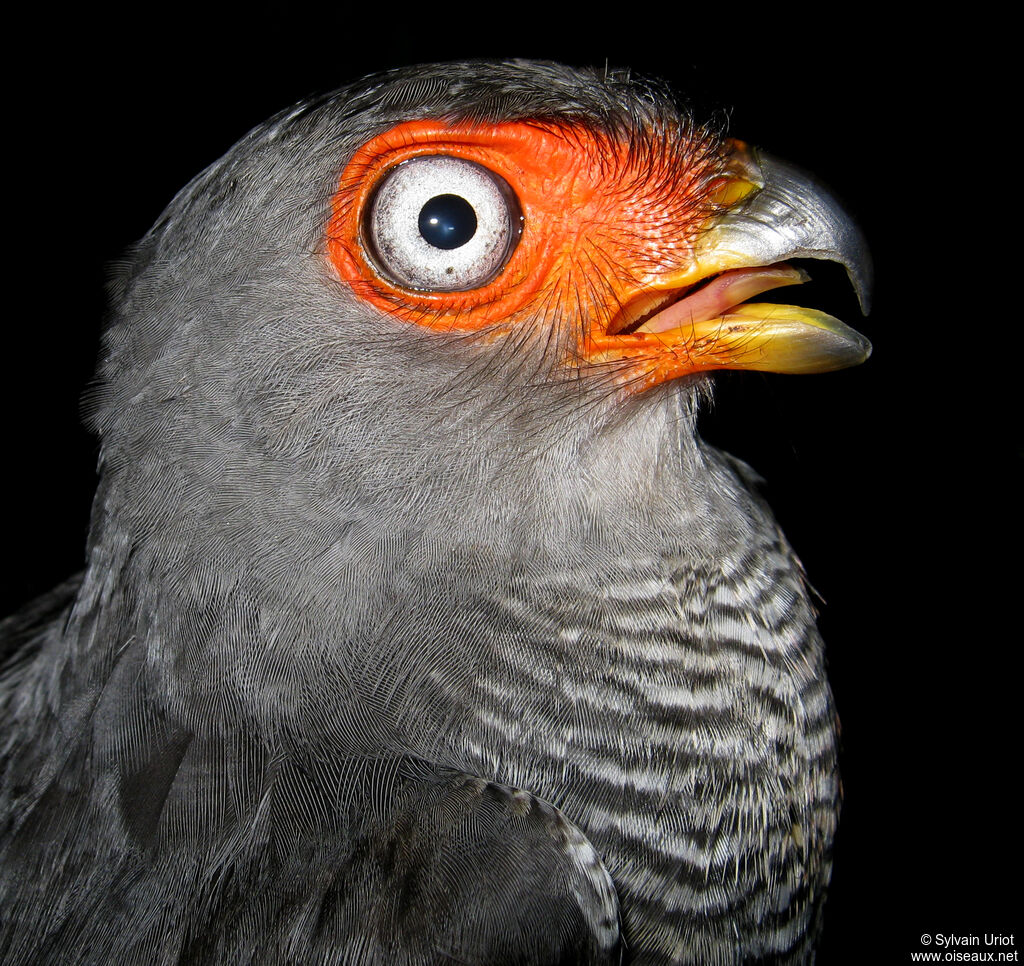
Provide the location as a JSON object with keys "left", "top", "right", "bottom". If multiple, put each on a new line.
{"left": 95, "top": 60, "right": 870, "bottom": 457}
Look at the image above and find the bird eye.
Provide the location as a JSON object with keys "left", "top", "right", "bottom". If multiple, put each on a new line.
{"left": 364, "top": 156, "right": 522, "bottom": 292}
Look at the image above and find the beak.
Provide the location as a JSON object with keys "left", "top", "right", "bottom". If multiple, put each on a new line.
{"left": 588, "top": 142, "right": 872, "bottom": 387}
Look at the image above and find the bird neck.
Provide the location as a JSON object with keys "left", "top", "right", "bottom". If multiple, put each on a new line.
{"left": 60, "top": 379, "right": 731, "bottom": 739}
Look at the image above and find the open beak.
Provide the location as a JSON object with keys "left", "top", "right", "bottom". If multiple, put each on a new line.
{"left": 586, "top": 142, "right": 872, "bottom": 388}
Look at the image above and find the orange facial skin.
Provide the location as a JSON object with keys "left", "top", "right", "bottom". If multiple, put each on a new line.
{"left": 326, "top": 119, "right": 735, "bottom": 389}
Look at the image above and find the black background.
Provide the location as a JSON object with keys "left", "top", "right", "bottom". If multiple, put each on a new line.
{"left": 5, "top": 15, "right": 1016, "bottom": 961}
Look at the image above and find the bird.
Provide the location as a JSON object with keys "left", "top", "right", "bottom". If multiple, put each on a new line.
{"left": 0, "top": 60, "right": 870, "bottom": 965}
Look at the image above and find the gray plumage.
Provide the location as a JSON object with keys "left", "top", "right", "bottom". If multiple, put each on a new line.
{"left": 0, "top": 61, "right": 855, "bottom": 964}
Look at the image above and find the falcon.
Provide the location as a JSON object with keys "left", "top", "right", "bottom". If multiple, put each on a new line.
{"left": 0, "top": 61, "right": 870, "bottom": 965}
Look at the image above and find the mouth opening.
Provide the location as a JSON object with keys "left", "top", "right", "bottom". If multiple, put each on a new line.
{"left": 606, "top": 264, "right": 810, "bottom": 338}
{"left": 607, "top": 283, "right": 707, "bottom": 336}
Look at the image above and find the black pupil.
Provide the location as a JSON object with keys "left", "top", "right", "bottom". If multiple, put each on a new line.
{"left": 418, "top": 194, "right": 477, "bottom": 250}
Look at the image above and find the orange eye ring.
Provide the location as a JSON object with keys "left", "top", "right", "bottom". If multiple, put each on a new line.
{"left": 327, "top": 121, "right": 567, "bottom": 332}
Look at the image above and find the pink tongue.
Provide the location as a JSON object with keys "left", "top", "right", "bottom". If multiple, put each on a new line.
{"left": 639, "top": 265, "right": 809, "bottom": 334}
